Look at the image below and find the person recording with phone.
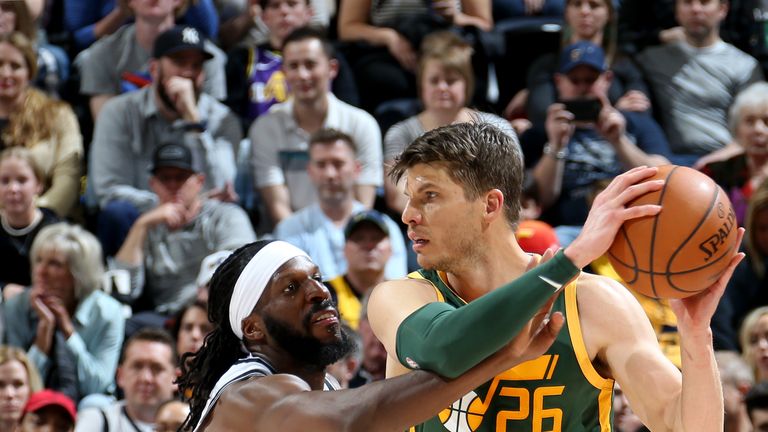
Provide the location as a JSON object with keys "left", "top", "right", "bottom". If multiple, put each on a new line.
{"left": 529, "top": 41, "right": 671, "bottom": 227}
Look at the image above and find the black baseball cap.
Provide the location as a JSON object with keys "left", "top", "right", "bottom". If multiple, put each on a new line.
{"left": 150, "top": 143, "right": 195, "bottom": 174}
{"left": 153, "top": 26, "right": 214, "bottom": 60}
{"left": 344, "top": 210, "right": 390, "bottom": 239}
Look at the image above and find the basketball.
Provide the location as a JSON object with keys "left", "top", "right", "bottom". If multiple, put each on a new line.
{"left": 607, "top": 165, "right": 738, "bottom": 299}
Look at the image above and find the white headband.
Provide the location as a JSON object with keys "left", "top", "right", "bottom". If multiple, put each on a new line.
{"left": 228, "top": 241, "right": 310, "bottom": 340}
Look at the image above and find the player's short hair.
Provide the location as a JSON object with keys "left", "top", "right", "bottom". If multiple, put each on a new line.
{"left": 390, "top": 122, "right": 524, "bottom": 227}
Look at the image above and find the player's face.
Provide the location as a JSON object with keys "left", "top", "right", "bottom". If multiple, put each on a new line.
{"left": 0, "top": 156, "right": 42, "bottom": 218}
{"left": 0, "top": 360, "right": 29, "bottom": 424}
{"left": 676, "top": 0, "right": 727, "bottom": 42}
{"left": 262, "top": 0, "right": 312, "bottom": 44}
{"left": 176, "top": 305, "right": 213, "bottom": 356}
{"left": 421, "top": 59, "right": 467, "bottom": 112}
{"left": 282, "top": 38, "right": 337, "bottom": 104}
{"left": 748, "top": 314, "right": 768, "bottom": 381}
{"left": 262, "top": 257, "right": 353, "bottom": 367}
{"left": 344, "top": 224, "right": 392, "bottom": 274}
{"left": 117, "top": 341, "right": 176, "bottom": 412}
{"left": 401, "top": 163, "right": 486, "bottom": 272}
{"left": 0, "top": 42, "right": 29, "bottom": 102}
{"left": 307, "top": 140, "right": 359, "bottom": 206}
{"left": 565, "top": 0, "right": 609, "bottom": 41}
{"left": 737, "top": 103, "right": 768, "bottom": 156}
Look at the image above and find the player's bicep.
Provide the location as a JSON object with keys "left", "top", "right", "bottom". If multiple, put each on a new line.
{"left": 368, "top": 280, "right": 441, "bottom": 368}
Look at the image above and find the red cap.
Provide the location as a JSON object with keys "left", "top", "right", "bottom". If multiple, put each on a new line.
{"left": 516, "top": 220, "right": 560, "bottom": 255}
{"left": 23, "top": 390, "right": 77, "bottom": 423}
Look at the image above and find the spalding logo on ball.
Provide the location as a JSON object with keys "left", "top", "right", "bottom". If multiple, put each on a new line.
{"left": 607, "top": 165, "right": 738, "bottom": 299}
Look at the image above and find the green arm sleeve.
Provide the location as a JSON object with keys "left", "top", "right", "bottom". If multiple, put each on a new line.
{"left": 395, "top": 250, "right": 578, "bottom": 379}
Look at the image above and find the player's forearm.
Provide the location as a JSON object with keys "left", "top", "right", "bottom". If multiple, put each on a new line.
{"left": 674, "top": 328, "right": 723, "bottom": 432}
{"left": 304, "top": 350, "right": 513, "bottom": 431}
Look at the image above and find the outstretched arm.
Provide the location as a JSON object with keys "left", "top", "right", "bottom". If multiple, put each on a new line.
{"left": 587, "top": 240, "right": 744, "bottom": 432}
{"left": 203, "top": 300, "right": 564, "bottom": 432}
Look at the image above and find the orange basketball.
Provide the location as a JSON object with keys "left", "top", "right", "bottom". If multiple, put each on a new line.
{"left": 607, "top": 165, "right": 738, "bottom": 299}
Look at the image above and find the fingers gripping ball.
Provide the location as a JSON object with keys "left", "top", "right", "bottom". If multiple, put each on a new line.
{"left": 607, "top": 165, "right": 738, "bottom": 298}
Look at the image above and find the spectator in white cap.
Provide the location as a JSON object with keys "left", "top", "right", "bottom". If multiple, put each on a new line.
{"left": 195, "top": 250, "right": 232, "bottom": 304}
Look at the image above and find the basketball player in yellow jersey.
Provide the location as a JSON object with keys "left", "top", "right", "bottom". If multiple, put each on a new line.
{"left": 369, "top": 122, "right": 745, "bottom": 432}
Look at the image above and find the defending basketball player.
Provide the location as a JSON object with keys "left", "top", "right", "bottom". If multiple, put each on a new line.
{"left": 369, "top": 122, "right": 744, "bottom": 431}
{"left": 177, "top": 240, "right": 568, "bottom": 431}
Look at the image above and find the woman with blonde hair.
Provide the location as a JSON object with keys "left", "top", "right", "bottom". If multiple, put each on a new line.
{"left": 0, "top": 345, "right": 42, "bottom": 432}
{"left": 738, "top": 307, "right": 768, "bottom": 382}
{"left": 3, "top": 223, "right": 124, "bottom": 403}
{"left": 0, "top": 32, "right": 82, "bottom": 217}
{"left": 383, "top": 31, "right": 515, "bottom": 214}
{"left": 0, "top": 147, "right": 61, "bottom": 301}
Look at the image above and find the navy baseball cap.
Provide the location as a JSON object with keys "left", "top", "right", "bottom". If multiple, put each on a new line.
{"left": 153, "top": 26, "right": 214, "bottom": 60}
{"left": 150, "top": 143, "right": 195, "bottom": 174}
{"left": 345, "top": 210, "right": 390, "bottom": 239}
{"left": 559, "top": 41, "right": 606, "bottom": 74}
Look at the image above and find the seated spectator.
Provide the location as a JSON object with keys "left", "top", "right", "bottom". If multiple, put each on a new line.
{"left": 19, "top": 389, "right": 76, "bottom": 432}
{"left": 168, "top": 300, "right": 212, "bottom": 364}
{"left": 326, "top": 324, "right": 362, "bottom": 389}
{"left": 529, "top": 41, "right": 669, "bottom": 226}
{"left": 64, "top": 0, "right": 220, "bottom": 52}
{"left": 0, "top": 346, "right": 42, "bottom": 432}
{"left": 637, "top": 0, "right": 763, "bottom": 163}
{"left": 110, "top": 143, "right": 255, "bottom": 322}
{"left": 75, "top": 328, "right": 177, "bottom": 432}
{"left": 716, "top": 350, "right": 755, "bottom": 432}
{"left": 700, "top": 82, "right": 768, "bottom": 226}
{"left": 250, "top": 27, "right": 382, "bottom": 228}
{"left": 507, "top": 0, "right": 651, "bottom": 128}
{"left": 194, "top": 250, "right": 231, "bottom": 304}
{"left": 739, "top": 307, "right": 768, "bottom": 383}
{"left": 746, "top": 381, "right": 768, "bottom": 431}
{"left": 275, "top": 129, "right": 406, "bottom": 280}
{"left": 154, "top": 399, "right": 190, "bottom": 432}
{"left": 337, "top": 0, "right": 492, "bottom": 114}
{"left": 324, "top": 210, "right": 393, "bottom": 330}
{"left": 226, "top": 1, "right": 358, "bottom": 131}
{"left": 0, "top": 148, "right": 61, "bottom": 301}
{"left": 617, "top": 0, "right": 681, "bottom": 56}
{"left": 0, "top": 32, "right": 83, "bottom": 218}
{"left": 713, "top": 180, "right": 768, "bottom": 351}
{"left": 383, "top": 30, "right": 515, "bottom": 214}
{"left": 89, "top": 26, "right": 241, "bottom": 256}
{"left": 3, "top": 223, "right": 125, "bottom": 403}
{"left": 493, "top": 0, "right": 564, "bottom": 19}
{"left": 348, "top": 295, "right": 386, "bottom": 388}
{"left": 77, "top": 0, "right": 226, "bottom": 122}
{"left": 0, "top": 0, "right": 69, "bottom": 96}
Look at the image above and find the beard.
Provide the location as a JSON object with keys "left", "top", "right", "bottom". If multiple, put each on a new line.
{"left": 264, "top": 300, "right": 354, "bottom": 369}
{"left": 156, "top": 66, "right": 201, "bottom": 114}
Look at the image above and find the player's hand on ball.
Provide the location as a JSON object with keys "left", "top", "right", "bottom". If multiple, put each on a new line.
{"left": 670, "top": 227, "right": 745, "bottom": 332}
{"left": 565, "top": 166, "right": 663, "bottom": 268}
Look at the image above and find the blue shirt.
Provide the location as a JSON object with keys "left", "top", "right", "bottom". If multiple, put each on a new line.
{"left": 274, "top": 202, "right": 408, "bottom": 280}
{"left": 4, "top": 289, "right": 125, "bottom": 396}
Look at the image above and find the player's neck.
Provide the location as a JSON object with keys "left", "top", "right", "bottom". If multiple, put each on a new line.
{"left": 445, "top": 233, "right": 531, "bottom": 302}
{"left": 255, "top": 347, "right": 328, "bottom": 390}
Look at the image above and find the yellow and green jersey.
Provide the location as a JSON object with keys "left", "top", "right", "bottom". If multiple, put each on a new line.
{"left": 408, "top": 269, "right": 615, "bottom": 432}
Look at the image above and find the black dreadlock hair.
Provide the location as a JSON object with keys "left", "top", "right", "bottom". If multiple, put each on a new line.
{"left": 178, "top": 240, "right": 274, "bottom": 431}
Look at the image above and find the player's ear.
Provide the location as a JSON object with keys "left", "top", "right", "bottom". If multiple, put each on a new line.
{"left": 242, "top": 315, "right": 266, "bottom": 342}
{"left": 484, "top": 189, "right": 505, "bottom": 221}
